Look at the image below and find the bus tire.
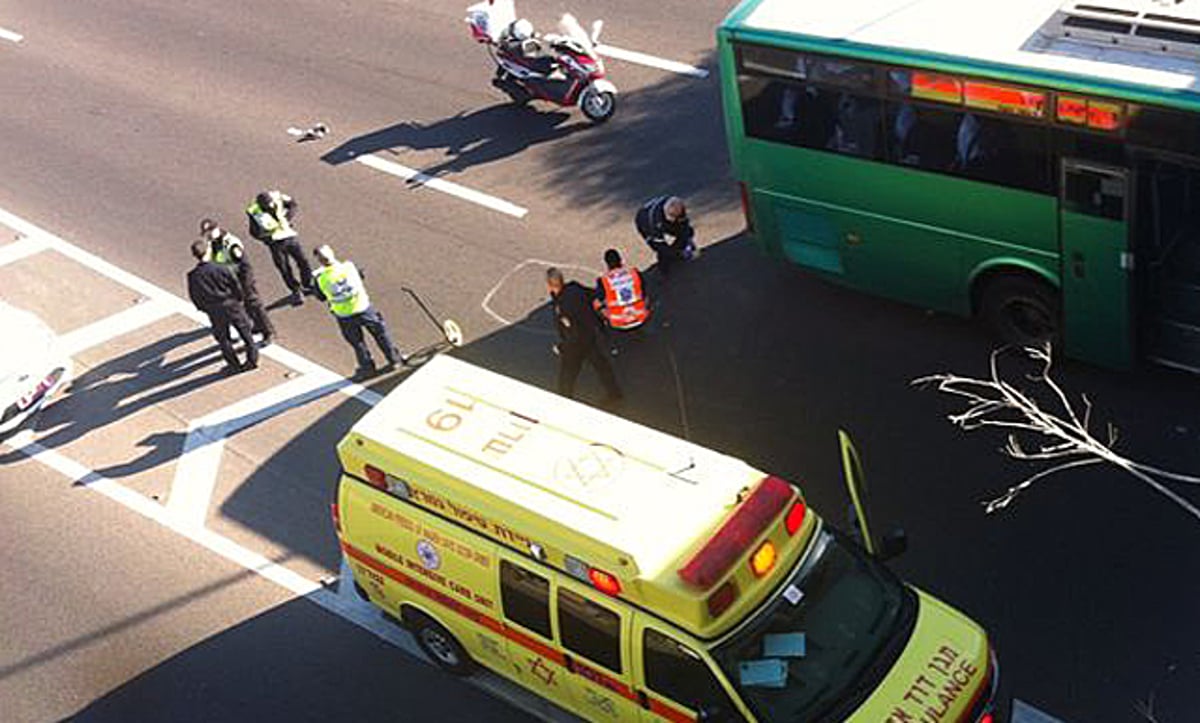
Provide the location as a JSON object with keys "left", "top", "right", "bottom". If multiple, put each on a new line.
{"left": 411, "top": 614, "right": 475, "bottom": 676}
{"left": 978, "top": 275, "right": 1060, "bottom": 347}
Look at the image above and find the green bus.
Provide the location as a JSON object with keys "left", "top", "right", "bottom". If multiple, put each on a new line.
{"left": 717, "top": 0, "right": 1200, "bottom": 372}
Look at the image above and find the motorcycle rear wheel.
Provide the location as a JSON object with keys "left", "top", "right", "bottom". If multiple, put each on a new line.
{"left": 580, "top": 89, "right": 616, "bottom": 123}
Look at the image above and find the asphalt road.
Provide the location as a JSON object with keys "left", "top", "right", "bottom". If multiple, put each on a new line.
{"left": 1, "top": 1, "right": 1198, "bottom": 723}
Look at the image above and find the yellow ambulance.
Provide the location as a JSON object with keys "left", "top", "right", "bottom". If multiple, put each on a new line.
{"left": 332, "top": 356, "right": 998, "bottom": 722}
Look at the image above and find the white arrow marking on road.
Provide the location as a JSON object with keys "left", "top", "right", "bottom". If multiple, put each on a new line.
{"left": 355, "top": 154, "right": 529, "bottom": 219}
{"left": 167, "top": 374, "right": 348, "bottom": 529}
{"left": 595, "top": 44, "right": 708, "bottom": 78}
{"left": 0, "top": 27, "right": 23, "bottom": 44}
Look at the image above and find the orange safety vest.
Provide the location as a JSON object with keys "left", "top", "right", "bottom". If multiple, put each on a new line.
{"left": 598, "top": 266, "right": 649, "bottom": 330}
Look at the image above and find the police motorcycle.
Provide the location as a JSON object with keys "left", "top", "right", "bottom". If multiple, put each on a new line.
{"left": 466, "top": 0, "right": 617, "bottom": 123}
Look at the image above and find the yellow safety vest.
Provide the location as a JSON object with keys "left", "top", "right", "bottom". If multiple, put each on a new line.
{"left": 315, "top": 261, "right": 371, "bottom": 317}
{"left": 210, "top": 232, "right": 245, "bottom": 267}
{"left": 245, "top": 192, "right": 297, "bottom": 241}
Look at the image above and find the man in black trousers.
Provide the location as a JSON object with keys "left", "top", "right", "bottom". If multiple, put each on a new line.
{"left": 186, "top": 239, "right": 259, "bottom": 374}
{"left": 546, "top": 267, "right": 621, "bottom": 406}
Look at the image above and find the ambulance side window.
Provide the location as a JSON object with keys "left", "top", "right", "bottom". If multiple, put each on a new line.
{"left": 557, "top": 588, "right": 622, "bottom": 673}
{"left": 643, "top": 629, "right": 742, "bottom": 721}
{"left": 500, "top": 561, "right": 552, "bottom": 639}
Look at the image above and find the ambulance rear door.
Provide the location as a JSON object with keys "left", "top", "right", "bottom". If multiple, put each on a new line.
{"left": 554, "top": 577, "right": 642, "bottom": 722}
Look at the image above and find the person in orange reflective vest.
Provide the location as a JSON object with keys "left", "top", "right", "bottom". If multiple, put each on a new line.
{"left": 593, "top": 249, "right": 649, "bottom": 356}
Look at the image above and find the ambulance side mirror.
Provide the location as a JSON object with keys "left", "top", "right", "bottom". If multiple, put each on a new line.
{"left": 878, "top": 528, "right": 908, "bottom": 561}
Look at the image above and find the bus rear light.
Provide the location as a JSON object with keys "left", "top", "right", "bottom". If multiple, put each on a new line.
{"left": 677, "top": 476, "right": 794, "bottom": 589}
{"left": 707, "top": 580, "right": 738, "bottom": 618}
{"left": 785, "top": 501, "right": 807, "bottom": 536}
{"left": 749, "top": 540, "right": 776, "bottom": 577}
{"left": 588, "top": 569, "right": 622, "bottom": 597}
{"left": 738, "top": 182, "right": 755, "bottom": 233}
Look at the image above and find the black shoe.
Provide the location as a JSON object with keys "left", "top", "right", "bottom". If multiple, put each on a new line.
{"left": 352, "top": 365, "right": 377, "bottom": 381}
{"left": 242, "top": 360, "right": 259, "bottom": 372}
{"left": 258, "top": 335, "right": 274, "bottom": 348}
{"left": 221, "top": 363, "right": 242, "bottom": 375}
{"left": 289, "top": 290, "right": 304, "bottom": 306}
{"left": 599, "top": 393, "right": 624, "bottom": 410}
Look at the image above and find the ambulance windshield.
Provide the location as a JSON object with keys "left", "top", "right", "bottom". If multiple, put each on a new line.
{"left": 713, "top": 530, "right": 915, "bottom": 722}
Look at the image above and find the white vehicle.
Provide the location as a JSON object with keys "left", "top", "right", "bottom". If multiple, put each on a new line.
{"left": 0, "top": 302, "right": 70, "bottom": 439}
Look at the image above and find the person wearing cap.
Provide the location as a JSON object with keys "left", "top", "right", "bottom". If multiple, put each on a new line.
{"left": 593, "top": 249, "right": 649, "bottom": 356}
{"left": 245, "top": 189, "right": 314, "bottom": 306}
{"left": 186, "top": 239, "right": 259, "bottom": 374}
{"left": 311, "top": 245, "right": 405, "bottom": 379}
{"left": 635, "top": 195, "right": 698, "bottom": 277}
{"left": 200, "top": 218, "right": 274, "bottom": 345}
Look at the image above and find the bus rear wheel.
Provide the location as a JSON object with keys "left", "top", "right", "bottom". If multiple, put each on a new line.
{"left": 410, "top": 614, "right": 474, "bottom": 676}
{"left": 978, "top": 276, "right": 1060, "bottom": 347}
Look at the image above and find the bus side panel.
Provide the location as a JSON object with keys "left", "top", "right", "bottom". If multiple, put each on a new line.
{"left": 741, "top": 141, "right": 1058, "bottom": 315}
{"left": 338, "top": 478, "right": 514, "bottom": 676}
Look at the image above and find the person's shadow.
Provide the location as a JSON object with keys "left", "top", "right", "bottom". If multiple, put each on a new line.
{"left": 321, "top": 104, "right": 587, "bottom": 178}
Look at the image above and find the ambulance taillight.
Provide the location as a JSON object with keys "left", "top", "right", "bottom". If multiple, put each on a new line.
{"left": 677, "top": 475, "right": 794, "bottom": 590}
{"left": 785, "top": 501, "right": 807, "bottom": 535}
{"left": 331, "top": 502, "right": 341, "bottom": 534}
{"left": 588, "top": 569, "right": 622, "bottom": 597}
{"left": 363, "top": 464, "right": 411, "bottom": 498}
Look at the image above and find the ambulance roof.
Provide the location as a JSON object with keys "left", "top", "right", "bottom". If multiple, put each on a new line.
{"left": 725, "top": 0, "right": 1200, "bottom": 98}
{"left": 347, "top": 355, "right": 764, "bottom": 581}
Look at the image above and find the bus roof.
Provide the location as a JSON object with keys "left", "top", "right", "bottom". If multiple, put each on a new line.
{"left": 345, "top": 355, "right": 765, "bottom": 582}
{"left": 723, "top": 0, "right": 1200, "bottom": 100}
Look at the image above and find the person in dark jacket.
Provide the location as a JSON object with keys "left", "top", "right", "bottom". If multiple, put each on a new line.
{"left": 245, "top": 189, "right": 314, "bottom": 306}
{"left": 546, "top": 267, "right": 621, "bottom": 405}
{"left": 200, "top": 218, "right": 274, "bottom": 345}
{"left": 635, "top": 195, "right": 698, "bottom": 277}
{"left": 186, "top": 240, "right": 259, "bottom": 373}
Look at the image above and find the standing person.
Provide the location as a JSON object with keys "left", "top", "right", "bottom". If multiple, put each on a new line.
{"left": 593, "top": 249, "right": 649, "bottom": 356}
{"left": 246, "top": 189, "right": 314, "bottom": 306}
{"left": 311, "top": 245, "right": 406, "bottom": 379}
{"left": 185, "top": 240, "right": 259, "bottom": 374}
{"left": 546, "top": 267, "right": 622, "bottom": 405}
{"left": 635, "top": 195, "right": 698, "bottom": 278}
{"left": 200, "top": 218, "right": 275, "bottom": 345}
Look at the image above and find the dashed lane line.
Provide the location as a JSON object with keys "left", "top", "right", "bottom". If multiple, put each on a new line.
{"left": 0, "top": 26, "right": 23, "bottom": 44}
{"left": 595, "top": 44, "right": 708, "bottom": 78}
{"left": 354, "top": 154, "right": 529, "bottom": 219}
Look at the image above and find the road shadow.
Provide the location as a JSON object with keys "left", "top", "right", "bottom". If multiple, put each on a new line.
{"left": 69, "top": 595, "right": 532, "bottom": 723}
{"left": 321, "top": 104, "right": 589, "bottom": 178}
{"left": 0, "top": 329, "right": 227, "bottom": 469}
{"left": 539, "top": 51, "right": 734, "bottom": 221}
{"left": 221, "top": 232, "right": 1200, "bottom": 721}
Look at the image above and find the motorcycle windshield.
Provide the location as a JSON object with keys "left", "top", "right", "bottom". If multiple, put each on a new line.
{"left": 556, "top": 14, "right": 594, "bottom": 54}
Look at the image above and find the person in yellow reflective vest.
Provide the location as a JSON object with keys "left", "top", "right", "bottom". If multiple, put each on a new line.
{"left": 200, "top": 218, "right": 275, "bottom": 345}
{"left": 312, "top": 245, "right": 406, "bottom": 379}
{"left": 245, "top": 189, "right": 314, "bottom": 306}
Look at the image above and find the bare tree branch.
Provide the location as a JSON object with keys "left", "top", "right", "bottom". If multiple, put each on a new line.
{"left": 916, "top": 345, "right": 1200, "bottom": 520}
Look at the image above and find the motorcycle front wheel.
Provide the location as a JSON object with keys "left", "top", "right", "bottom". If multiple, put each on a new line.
{"left": 580, "top": 88, "right": 616, "bottom": 123}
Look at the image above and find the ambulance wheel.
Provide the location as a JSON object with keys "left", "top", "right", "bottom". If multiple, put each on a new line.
{"left": 412, "top": 615, "right": 474, "bottom": 675}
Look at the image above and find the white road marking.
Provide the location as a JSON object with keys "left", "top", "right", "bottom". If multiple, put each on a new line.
{"left": 355, "top": 154, "right": 529, "bottom": 219}
{"left": 1013, "top": 699, "right": 1069, "bottom": 723}
{"left": 0, "top": 26, "right": 23, "bottom": 44}
{"left": 286, "top": 127, "right": 305, "bottom": 137}
{"left": 595, "top": 44, "right": 709, "bottom": 78}
{"left": 0, "top": 206, "right": 382, "bottom": 408}
{"left": 481, "top": 258, "right": 600, "bottom": 330}
{"left": 0, "top": 234, "right": 47, "bottom": 267}
{"left": 0, "top": 205, "right": 575, "bottom": 723}
{"left": 167, "top": 374, "right": 347, "bottom": 528}
{"left": 57, "top": 298, "right": 174, "bottom": 355}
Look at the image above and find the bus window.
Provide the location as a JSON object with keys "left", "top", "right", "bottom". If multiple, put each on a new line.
{"left": 558, "top": 587, "right": 623, "bottom": 673}
{"left": 887, "top": 102, "right": 959, "bottom": 170}
{"left": 643, "top": 628, "right": 743, "bottom": 721}
{"left": 500, "top": 560, "right": 553, "bottom": 638}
